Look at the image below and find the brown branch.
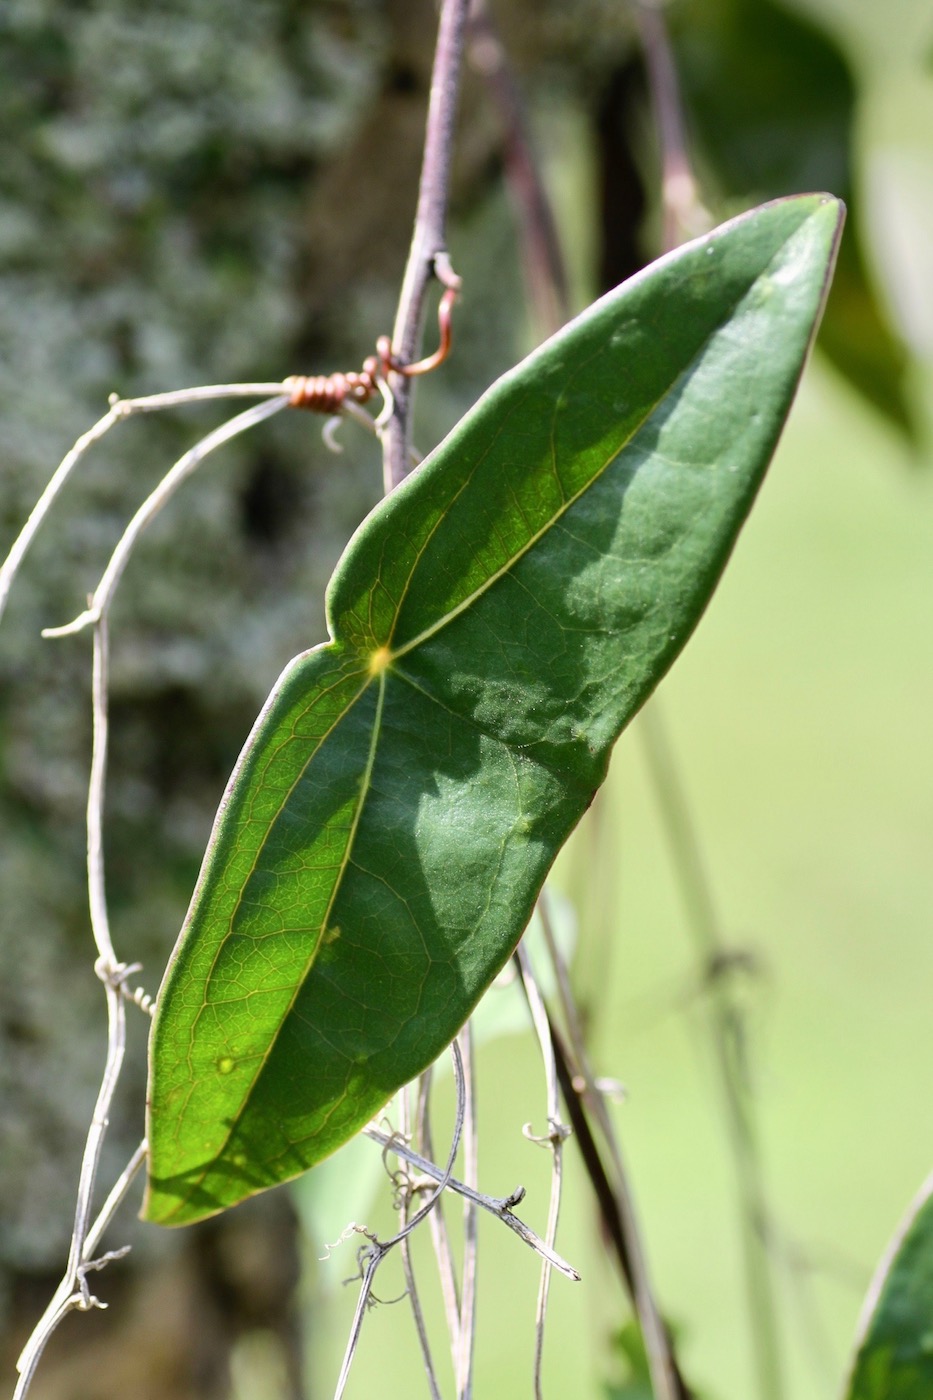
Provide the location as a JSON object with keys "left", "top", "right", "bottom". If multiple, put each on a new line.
{"left": 468, "top": 0, "right": 570, "bottom": 338}
{"left": 639, "top": 702, "right": 786, "bottom": 1400}
{"left": 632, "top": 0, "right": 711, "bottom": 252}
{"left": 548, "top": 1016, "right": 696, "bottom": 1400}
{"left": 382, "top": 0, "right": 470, "bottom": 492}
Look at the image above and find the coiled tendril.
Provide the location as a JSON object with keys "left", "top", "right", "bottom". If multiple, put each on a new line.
{"left": 286, "top": 286, "right": 456, "bottom": 414}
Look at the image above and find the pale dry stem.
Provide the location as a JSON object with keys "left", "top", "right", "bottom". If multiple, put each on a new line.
{"left": 7, "top": 386, "right": 300, "bottom": 1399}
{"left": 398, "top": 1086, "right": 444, "bottom": 1400}
{"left": 0, "top": 383, "right": 295, "bottom": 627}
{"left": 332, "top": 1042, "right": 469, "bottom": 1400}
{"left": 515, "top": 939, "right": 572, "bottom": 1400}
{"left": 362, "top": 1126, "right": 579, "bottom": 1283}
{"left": 454, "top": 1024, "right": 478, "bottom": 1400}
{"left": 417, "top": 1068, "right": 463, "bottom": 1356}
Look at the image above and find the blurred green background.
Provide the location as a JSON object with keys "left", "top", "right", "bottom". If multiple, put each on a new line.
{"left": 1, "top": 1, "right": 932, "bottom": 1397}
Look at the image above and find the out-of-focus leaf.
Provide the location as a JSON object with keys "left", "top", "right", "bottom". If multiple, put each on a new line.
{"left": 674, "top": 0, "right": 851, "bottom": 195}
{"left": 863, "top": 90, "right": 933, "bottom": 358}
{"left": 843, "top": 1170, "right": 933, "bottom": 1400}
{"left": 144, "top": 196, "right": 842, "bottom": 1227}
{"left": 672, "top": 0, "right": 917, "bottom": 438}
{"left": 816, "top": 231, "right": 913, "bottom": 433}
{"left": 605, "top": 1321, "right": 654, "bottom": 1400}
{"left": 605, "top": 1320, "right": 712, "bottom": 1400}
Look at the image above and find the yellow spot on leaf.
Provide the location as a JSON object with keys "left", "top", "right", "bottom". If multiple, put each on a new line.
{"left": 217, "top": 1056, "right": 235, "bottom": 1075}
{"left": 368, "top": 645, "right": 393, "bottom": 677}
{"left": 318, "top": 924, "right": 341, "bottom": 966}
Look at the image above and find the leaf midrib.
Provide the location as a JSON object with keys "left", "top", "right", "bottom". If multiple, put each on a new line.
{"left": 386, "top": 305, "right": 733, "bottom": 662}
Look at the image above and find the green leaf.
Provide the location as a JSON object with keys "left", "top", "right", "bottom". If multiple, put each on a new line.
{"left": 844, "top": 1172, "right": 933, "bottom": 1400}
{"left": 604, "top": 1319, "right": 712, "bottom": 1400}
{"left": 605, "top": 1321, "right": 655, "bottom": 1400}
{"left": 291, "top": 891, "right": 577, "bottom": 1250}
{"left": 144, "top": 194, "right": 842, "bottom": 1225}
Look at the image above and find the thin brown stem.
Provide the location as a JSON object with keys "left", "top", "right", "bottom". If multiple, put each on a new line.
{"left": 383, "top": 0, "right": 469, "bottom": 491}
{"left": 632, "top": 0, "right": 710, "bottom": 252}
{"left": 547, "top": 1019, "right": 693, "bottom": 1400}
{"left": 467, "top": 0, "right": 570, "bottom": 338}
{"left": 639, "top": 702, "right": 785, "bottom": 1400}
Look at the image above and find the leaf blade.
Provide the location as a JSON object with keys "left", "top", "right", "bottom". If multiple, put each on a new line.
{"left": 844, "top": 1172, "right": 933, "bottom": 1400}
{"left": 145, "top": 194, "right": 843, "bottom": 1224}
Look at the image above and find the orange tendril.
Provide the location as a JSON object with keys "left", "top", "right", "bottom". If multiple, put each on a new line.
{"left": 286, "top": 286, "right": 457, "bottom": 413}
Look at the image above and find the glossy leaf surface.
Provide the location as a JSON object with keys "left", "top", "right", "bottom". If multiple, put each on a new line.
{"left": 845, "top": 1172, "right": 933, "bottom": 1400}
{"left": 145, "top": 195, "right": 842, "bottom": 1224}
